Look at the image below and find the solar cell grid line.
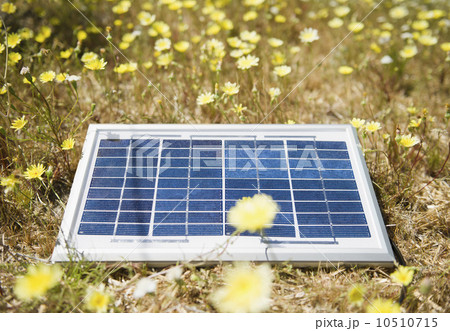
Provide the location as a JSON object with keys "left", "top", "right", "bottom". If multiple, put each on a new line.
{"left": 185, "top": 138, "right": 193, "bottom": 236}
{"left": 148, "top": 138, "right": 163, "bottom": 237}
{"left": 254, "top": 139, "right": 295, "bottom": 238}
{"left": 112, "top": 139, "right": 133, "bottom": 236}
{"left": 221, "top": 138, "right": 226, "bottom": 237}
{"left": 284, "top": 139, "right": 301, "bottom": 239}
{"left": 313, "top": 138, "right": 337, "bottom": 243}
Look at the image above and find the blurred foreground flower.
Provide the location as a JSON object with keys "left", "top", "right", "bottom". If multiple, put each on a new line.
{"left": 210, "top": 263, "right": 273, "bottom": 313}
{"left": 24, "top": 163, "right": 46, "bottom": 180}
{"left": 347, "top": 284, "right": 366, "bottom": 305}
{"left": 133, "top": 278, "right": 157, "bottom": 299}
{"left": 228, "top": 194, "right": 279, "bottom": 233}
{"left": 166, "top": 266, "right": 183, "bottom": 281}
{"left": 85, "top": 285, "right": 110, "bottom": 313}
{"left": 390, "top": 265, "right": 415, "bottom": 286}
{"left": 14, "top": 264, "right": 62, "bottom": 301}
{"left": 366, "top": 298, "right": 401, "bottom": 313}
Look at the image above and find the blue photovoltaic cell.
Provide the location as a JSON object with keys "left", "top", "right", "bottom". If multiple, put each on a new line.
{"left": 78, "top": 138, "right": 370, "bottom": 239}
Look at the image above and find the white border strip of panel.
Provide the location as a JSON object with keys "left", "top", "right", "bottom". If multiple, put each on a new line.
{"left": 52, "top": 124, "right": 395, "bottom": 266}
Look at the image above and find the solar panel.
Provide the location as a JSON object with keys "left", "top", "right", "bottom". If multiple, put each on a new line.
{"left": 52, "top": 124, "right": 395, "bottom": 265}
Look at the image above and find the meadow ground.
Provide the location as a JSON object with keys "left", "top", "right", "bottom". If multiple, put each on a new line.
{"left": 0, "top": 0, "right": 449, "bottom": 313}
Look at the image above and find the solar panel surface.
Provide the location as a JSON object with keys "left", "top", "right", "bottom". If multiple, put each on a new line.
{"left": 52, "top": 124, "right": 395, "bottom": 265}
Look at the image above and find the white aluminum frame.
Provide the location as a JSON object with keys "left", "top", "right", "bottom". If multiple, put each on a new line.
{"left": 51, "top": 124, "right": 395, "bottom": 266}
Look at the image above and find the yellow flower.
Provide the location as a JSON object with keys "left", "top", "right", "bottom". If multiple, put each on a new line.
{"left": 412, "top": 20, "right": 429, "bottom": 31}
{"left": 23, "top": 76, "right": 36, "bottom": 84}
{"left": 1, "top": 174, "right": 21, "bottom": 193}
{"left": 151, "top": 21, "right": 171, "bottom": 38}
{"left": 114, "top": 63, "right": 137, "bottom": 74}
{"left": 399, "top": 45, "right": 418, "bottom": 59}
{"left": 24, "top": 164, "right": 46, "bottom": 180}
{"left": 183, "top": 0, "right": 196, "bottom": 8}
{"left": 138, "top": 11, "right": 156, "bottom": 26}
{"left": 60, "top": 48, "right": 73, "bottom": 59}
{"left": 14, "top": 264, "right": 62, "bottom": 301}
{"left": 389, "top": 6, "right": 409, "bottom": 19}
{"left": 237, "top": 54, "right": 259, "bottom": 70}
{"left": 348, "top": 22, "right": 364, "bottom": 33}
{"left": 122, "top": 33, "right": 136, "bottom": 44}
{"left": 243, "top": 0, "right": 265, "bottom": 6}
{"left": 19, "top": 28, "right": 33, "bottom": 40}
{"left": 243, "top": 11, "right": 258, "bottom": 22}
{"left": 273, "top": 65, "right": 292, "bottom": 77}
{"left": 143, "top": 61, "right": 153, "bottom": 69}
{"left": 228, "top": 194, "right": 278, "bottom": 233}
{"left": 61, "top": 138, "right": 75, "bottom": 150}
{"left": 391, "top": 266, "right": 415, "bottom": 286}
{"left": 366, "top": 298, "right": 401, "bottom": 313}
{"left": 268, "top": 87, "right": 281, "bottom": 100}
{"left": 7, "top": 33, "right": 21, "bottom": 48}
{"left": 39, "top": 71, "right": 56, "bottom": 83}
{"left": 408, "top": 119, "right": 421, "bottom": 128}
{"left": 240, "top": 30, "right": 261, "bottom": 44}
{"left": 290, "top": 46, "right": 301, "bottom": 54}
{"left": 112, "top": 0, "right": 131, "bottom": 14}
{"left": 210, "top": 263, "right": 273, "bottom": 313}
{"left": 397, "top": 134, "right": 420, "bottom": 148}
{"left": 370, "top": 42, "right": 381, "bottom": 54}
{"left": 232, "top": 103, "right": 247, "bottom": 115}
{"left": 334, "top": 6, "right": 350, "bottom": 17}
{"left": 328, "top": 17, "right": 344, "bottom": 29}
{"left": 418, "top": 35, "right": 438, "bottom": 46}
{"left": 347, "top": 284, "right": 366, "bottom": 305}
{"left": 338, "top": 66, "right": 353, "bottom": 75}
{"left": 11, "top": 116, "right": 27, "bottom": 131}
{"left": 85, "top": 286, "right": 110, "bottom": 313}
{"left": 77, "top": 30, "right": 87, "bottom": 41}
{"left": 350, "top": 118, "right": 365, "bottom": 129}
{"left": 441, "top": 42, "right": 450, "bottom": 52}
{"left": 84, "top": 58, "right": 107, "bottom": 70}
{"left": 1, "top": 2, "right": 16, "bottom": 14}
{"left": 221, "top": 19, "right": 233, "bottom": 30}
{"left": 299, "top": 27, "right": 319, "bottom": 43}
{"left": 81, "top": 52, "right": 98, "bottom": 63}
{"left": 271, "top": 51, "right": 286, "bottom": 65}
{"left": 268, "top": 38, "right": 283, "bottom": 48}
{"left": 56, "top": 73, "right": 67, "bottom": 82}
{"left": 174, "top": 41, "right": 190, "bottom": 53}
{"left": 227, "top": 37, "right": 242, "bottom": 48}
{"left": 0, "top": 85, "right": 7, "bottom": 94}
{"left": 155, "top": 38, "right": 171, "bottom": 52}
{"left": 8, "top": 52, "right": 22, "bottom": 64}
{"left": 286, "top": 120, "right": 296, "bottom": 124}
{"left": 197, "top": 92, "right": 215, "bottom": 105}
{"left": 156, "top": 53, "right": 173, "bottom": 67}
{"left": 222, "top": 82, "right": 239, "bottom": 96}
{"left": 274, "top": 15, "right": 286, "bottom": 23}
{"left": 365, "top": 121, "right": 381, "bottom": 132}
